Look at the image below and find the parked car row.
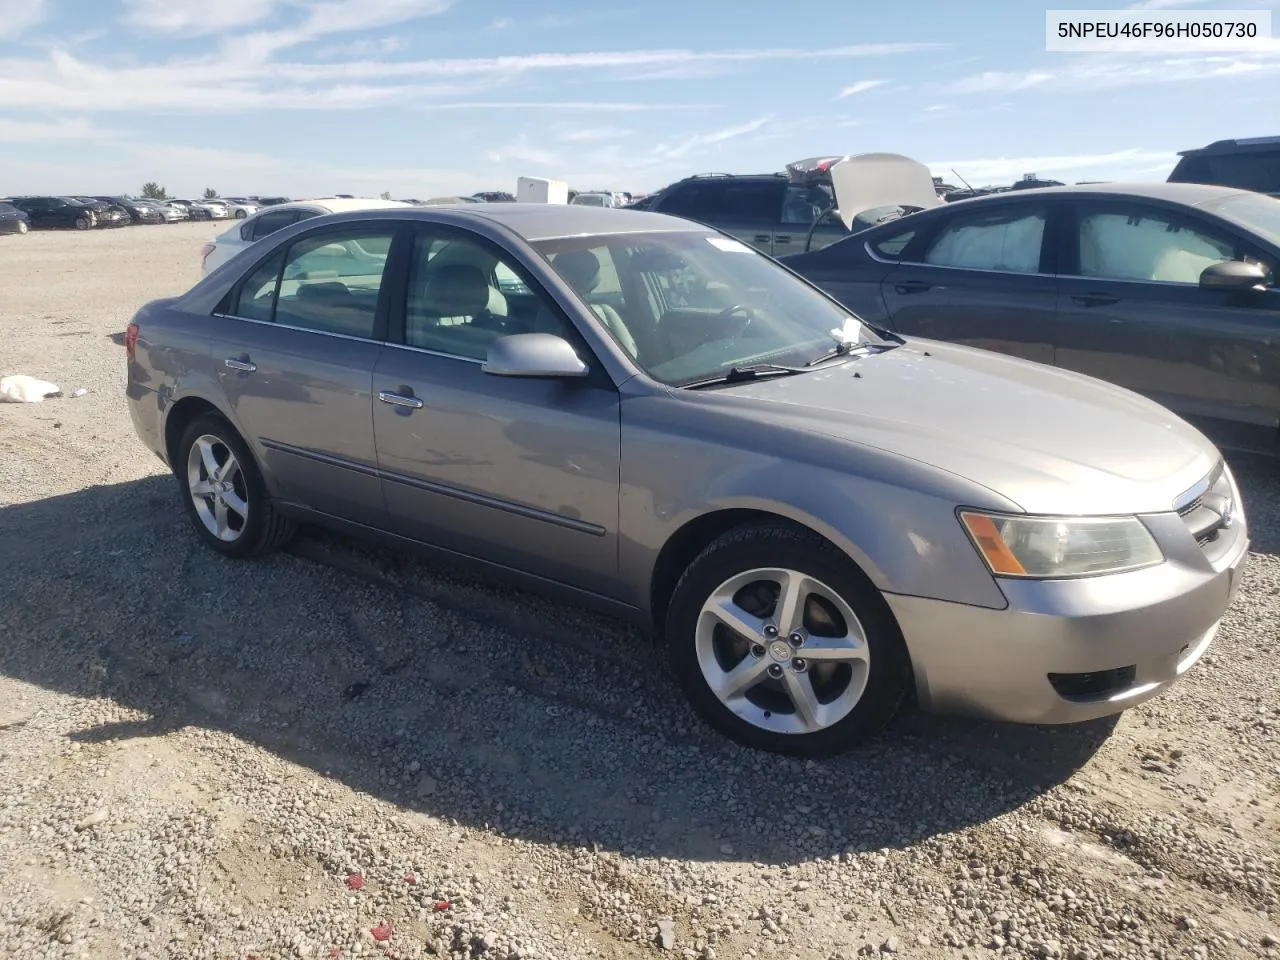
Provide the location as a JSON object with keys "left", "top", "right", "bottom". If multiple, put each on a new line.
{"left": 0, "top": 195, "right": 282, "bottom": 234}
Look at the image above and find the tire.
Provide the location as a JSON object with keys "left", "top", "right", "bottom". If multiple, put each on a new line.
{"left": 235, "top": 209, "right": 247, "bottom": 219}
{"left": 175, "top": 414, "right": 296, "bottom": 559}
{"left": 16, "top": 220, "right": 28, "bottom": 234}
{"left": 74, "top": 216, "right": 91, "bottom": 230}
{"left": 665, "top": 522, "right": 912, "bottom": 757}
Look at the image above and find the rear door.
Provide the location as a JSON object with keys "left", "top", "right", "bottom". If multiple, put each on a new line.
{"left": 878, "top": 198, "right": 1060, "bottom": 364}
{"left": 653, "top": 179, "right": 787, "bottom": 254}
{"left": 208, "top": 222, "right": 404, "bottom": 526}
{"left": 1055, "top": 198, "right": 1280, "bottom": 450}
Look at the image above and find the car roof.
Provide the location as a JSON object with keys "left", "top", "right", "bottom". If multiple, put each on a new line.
{"left": 405, "top": 202, "right": 711, "bottom": 240}
{"left": 941, "top": 180, "right": 1251, "bottom": 209}
{"left": 1178, "top": 136, "right": 1280, "bottom": 157}
{"left": 270, "top": 197, "right": 412, "bottom": 214}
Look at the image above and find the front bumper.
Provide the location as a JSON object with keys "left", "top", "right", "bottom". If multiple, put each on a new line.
{"left": 886, "top": 502, "right": 1248, "bottom": 725}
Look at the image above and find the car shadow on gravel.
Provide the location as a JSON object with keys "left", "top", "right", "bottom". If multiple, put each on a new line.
{"left": 1225, "top": 453, "right": 1280, "bottom": 556}
{"left": 0, "top": 474, "right": 1216, "bottom": 867}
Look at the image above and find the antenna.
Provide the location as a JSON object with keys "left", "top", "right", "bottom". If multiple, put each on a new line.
{"left": 951, "top": 168, "right": 975, "bottom": 192}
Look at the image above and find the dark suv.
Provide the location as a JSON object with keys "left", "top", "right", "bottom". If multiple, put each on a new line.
{"left": 1168, "top": 137, "right": 1280, "bottom": 197}
{"left": 629, "top": 172, "right": 851, "bottom": 257}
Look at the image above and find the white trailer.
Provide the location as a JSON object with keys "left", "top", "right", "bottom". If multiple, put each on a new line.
{"left": 516, "top": 176, "right": 569, "bottom": 204}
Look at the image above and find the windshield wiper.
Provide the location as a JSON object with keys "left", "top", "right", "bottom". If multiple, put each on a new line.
{"left": 682, "top": 363, "right": 808, "bottom": 390}
{"left": 806, "top": 333, "right": 902, "bottom": 367}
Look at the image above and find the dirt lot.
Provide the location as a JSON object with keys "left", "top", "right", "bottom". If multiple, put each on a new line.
{"left": 1, "top": 222, "right": 1278, "bottom": 960}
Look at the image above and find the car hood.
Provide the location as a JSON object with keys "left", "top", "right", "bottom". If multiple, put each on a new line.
{"left": 702, "top": 340, "right": 1219, "bottom": 515}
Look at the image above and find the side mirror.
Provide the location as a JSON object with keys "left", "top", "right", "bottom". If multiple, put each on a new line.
{"left": 1200, "top": 260, "right": 1268, "bottom": 292}
{"left": 482, "top": 333, "right": 589, "bottom": 378}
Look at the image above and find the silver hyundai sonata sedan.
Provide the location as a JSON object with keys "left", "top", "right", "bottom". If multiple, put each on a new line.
{"left": 125, "top": 203, "right": 1248, "bottom": 756}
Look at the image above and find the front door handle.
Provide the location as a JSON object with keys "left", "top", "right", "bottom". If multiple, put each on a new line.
{"left": 378, "top": 390, "right": 424, "bottom": 410}
{"left": 894, "top": 280, "right": 933, "bottom": 294}
{"left": 752, "top": 234, "right": 771, "bottom": 244}
{"left": 1071, "top": 293, "right": 1120, "bottom": 307}
{"left": 774, "top": 235, "right": 793, "bottom": 244}
{"left": 224, "top": 357, "right": 257, "bottom": 372}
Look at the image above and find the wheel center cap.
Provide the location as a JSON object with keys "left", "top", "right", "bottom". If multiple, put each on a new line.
{"left": 768, "top": 640, "right": 792, "bottom": 663}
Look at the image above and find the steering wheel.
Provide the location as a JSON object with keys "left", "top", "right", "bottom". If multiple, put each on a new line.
{"left": 715, "top": 304, "right": 754, "bottom": 340}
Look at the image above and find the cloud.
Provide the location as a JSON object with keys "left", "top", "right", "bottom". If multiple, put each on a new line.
{"left": 1127, "top": 0, "right": 1201, "bottom": 8}
{"left": 488, "top": 17, "right": 514, "bottom": 29}
{"left": 315, "top": 36, "right": 407, "bottom": 59}
{"left": 122, "top": 0, "right": 281, "bottom": 35}
{"left": 264, "top": 42, "right": 946, "bottom": 82}
{"left": 230, "top": 0, "right": 456, "bottom": 62}
{"left": 485, "top": 140, "right": 561, "bottom": 166}
{"left": 947, "top": 49, "right": 1280, "bottom": 95}
{"left": 410, "top": 101, "right": 716, "bottom": 112}
{"left": 0, "top": 0, "right": 47, "bottom": 38}
{"left": 835, "top": 79, "right": 887, "bottom": 99}
{"left": 651, "top": 115, "right": 774, "bottom": 161}
{"left": 927, "top": 148, "right": 1178, "bottom": 184}
{"left": 0, "top": 116, "right": 106, "bottom": 142}
{"left": 555, "top": 126, "right": 636, "bottom": 142}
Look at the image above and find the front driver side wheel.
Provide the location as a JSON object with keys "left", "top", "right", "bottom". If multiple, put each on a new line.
{"left": 175, "top": 414, "right": 296, "bottom": 559}
{"left": 666, "top": 523, "right": 912, "bottom": 756}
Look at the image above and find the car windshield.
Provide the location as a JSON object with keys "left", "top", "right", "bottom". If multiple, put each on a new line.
{"left": 1205, "top": 191, "right": 1280, "bottom": 248}
{"left": 531, "top": 230, "right": 881, "bottom": 386}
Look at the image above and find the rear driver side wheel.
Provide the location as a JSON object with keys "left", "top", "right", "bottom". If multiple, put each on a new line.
{"left": 175, "top": 414, "right": 296, "bottom": 559}
{"left": 666, "top": 523, "right": 912, "bottom": 756}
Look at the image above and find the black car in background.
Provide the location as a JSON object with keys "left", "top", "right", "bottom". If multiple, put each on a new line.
{"left": 94, "top": 196, "right": 163, "bottom": 224}
{"left": 9, "top": 196, "right": 99, "bottom": 230}
{"left": 1169, "top": 137, "right": 1280, "bottom": 197}
{"left": 782, "top": 181, "right": 1280, "bottom": 454}
{"left": 73, "top": 197, "right": 129, "bottom": 227}
{"left": 0, "top": 201, "right": 31, "bottom": 235}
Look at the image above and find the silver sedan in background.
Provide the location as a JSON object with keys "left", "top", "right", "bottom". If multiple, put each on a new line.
{"left": 124, "top": 204, "right": 1247, "bottom": 755}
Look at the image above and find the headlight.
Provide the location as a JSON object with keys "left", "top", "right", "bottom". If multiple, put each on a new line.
{"left": 959, "top": 511, "right": 1163, "bottom": 578}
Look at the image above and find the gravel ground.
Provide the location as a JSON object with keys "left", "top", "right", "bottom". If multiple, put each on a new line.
{"left": 1, "top": 222, "right": 1278, "bottom": 960}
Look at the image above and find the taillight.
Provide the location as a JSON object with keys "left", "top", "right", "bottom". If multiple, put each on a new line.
{"left": 200, "top": 242, "right": 215, "bottom": 267}
{"left": 125, "top": 322, "right": 139, "bottom": 361}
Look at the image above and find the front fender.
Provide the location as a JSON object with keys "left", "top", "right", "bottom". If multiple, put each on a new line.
{"left": 619, "top": 395, "right": 1012, "bottom": 615}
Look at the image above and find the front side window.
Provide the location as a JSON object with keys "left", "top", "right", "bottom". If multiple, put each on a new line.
{"left": 404, "top": 232, "right": 572, "bottom": 359}
{"left": 657, "top": 183, "right": 725, "bottom": 221}
{"left": 1076, "top": 206, "right": 1236, "bottom": 284}
{"left": 922, "top": 206, "right": 1047, "bottom": 273}
{"left": 535, "top": 231, "right": 884, "bottom": 386}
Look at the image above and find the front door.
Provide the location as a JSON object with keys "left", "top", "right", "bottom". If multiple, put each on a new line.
{"left": 879, "top": 200, "right": 1059, "bottom": 364}
{"left": 1055, "top": 199, "right": 1280, "bottom": 451}
{"left": 208, "top": 224, "right": 401, "bottom": 526}
{"left": 372, "top": 226, "right": 621, "bottom": 597}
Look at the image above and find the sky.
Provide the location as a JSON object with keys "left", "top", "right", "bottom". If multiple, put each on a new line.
{"left": 1, "top": 0, "right": 1278, "bottom": 199}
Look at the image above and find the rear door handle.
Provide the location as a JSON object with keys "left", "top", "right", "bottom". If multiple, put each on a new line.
{"left": 378, "top": 390, "right": 424, "bottom": 410}
{"left": 224, "top": 357, "right": 257, "bottom": 372}
{"left": 774, "top": 235, "right": 793, "bottom": 244}
{"left": 1071, "top": 293, "right": 1120, "bottom": 307}
{"left": 893, "top": 280, "right": 933, "bottom": 294}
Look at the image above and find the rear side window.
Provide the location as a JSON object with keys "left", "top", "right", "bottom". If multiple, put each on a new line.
{"left": 922, "top": 207, "right": 1047, "bottom": 273}
{"left": 274, "top": 228, "right": 396, "bottom": 338}
{"left": 248, "top": 209, "right": 300, "bottom": 241}
{"left": 1171, "top": 152, "right": 1280, "bottom": 194}
{"left": 869, "top": 226, "right": 918, "bottom": 260}
{"left": 228, "top": 252, "right": 285, "bottom": 321}
{"left": 658, "top": 180, "right": 785, "bottom": 224}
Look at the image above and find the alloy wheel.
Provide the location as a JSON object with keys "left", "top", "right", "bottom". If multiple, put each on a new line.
{"left": 695, "top": 567, "right": 871, "bottom": 736}
{"left": 186, "top": 434, "right": 249, "bottom": 542}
